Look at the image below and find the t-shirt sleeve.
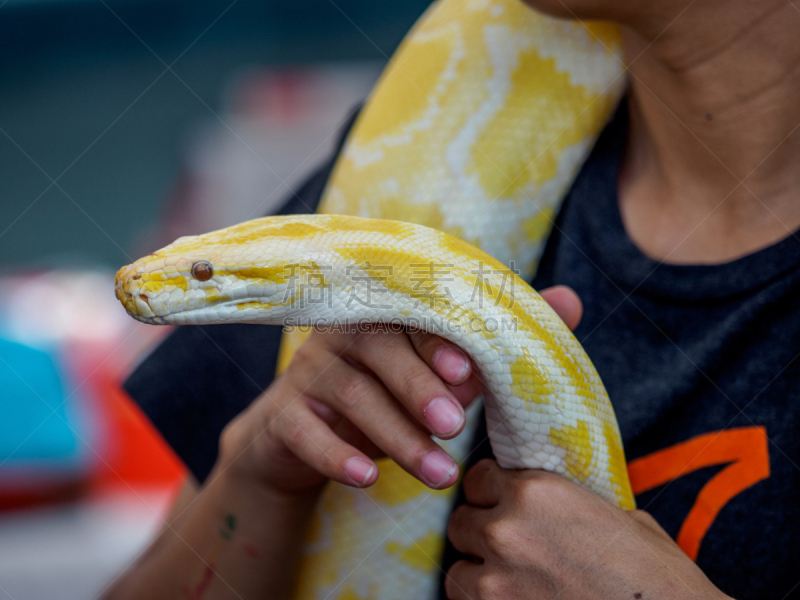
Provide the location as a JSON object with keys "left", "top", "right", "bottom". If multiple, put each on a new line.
{"left": 123, "top": 108, "right": 359, "bottom": 482}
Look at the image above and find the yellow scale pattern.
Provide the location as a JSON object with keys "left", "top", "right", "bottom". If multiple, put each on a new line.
{"left": 273, "top": 2, "right": 629, "bottom": 598}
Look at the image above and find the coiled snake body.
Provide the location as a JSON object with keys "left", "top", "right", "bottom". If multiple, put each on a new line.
{"left": 117, "top": 1, "right": 632, "bottom": 598}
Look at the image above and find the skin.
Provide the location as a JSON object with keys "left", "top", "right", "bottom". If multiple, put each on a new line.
{"left": 530, "top": 0, "right": 800, "bottom": 264}
{"left": 104, "top": 0, "right": 800, "bottom": 598}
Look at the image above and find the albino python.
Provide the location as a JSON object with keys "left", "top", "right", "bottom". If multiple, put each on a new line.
{"left": 116, "top": 1, "right": 632, "bottom": 598}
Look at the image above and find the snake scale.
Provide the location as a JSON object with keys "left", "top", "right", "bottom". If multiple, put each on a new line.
{"left": 116, "top": 1, "right": 632, "bottom": 598}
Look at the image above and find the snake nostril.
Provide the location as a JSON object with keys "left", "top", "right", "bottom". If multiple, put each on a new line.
{"left": 132, "top": 274, "right": 142, "bottom": 280}
{"left": 139, "top": 294, "right": 151, "bottom": 308}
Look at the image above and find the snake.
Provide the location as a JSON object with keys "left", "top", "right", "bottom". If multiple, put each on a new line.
{"left": 116, "top": 1, "right": 632, "bottom": 598}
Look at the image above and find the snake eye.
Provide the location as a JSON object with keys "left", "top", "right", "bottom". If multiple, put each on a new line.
{"left": 191, "top": 261, "right": 214, "bottom": 281}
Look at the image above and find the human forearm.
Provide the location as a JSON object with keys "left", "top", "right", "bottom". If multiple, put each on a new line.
{"left": 103, "top": 467, "right": 319, "bottom": 600}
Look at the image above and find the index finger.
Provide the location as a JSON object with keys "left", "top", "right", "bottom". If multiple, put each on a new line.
{"left": 407, "top": 330, "right": 473, "bottom": 386}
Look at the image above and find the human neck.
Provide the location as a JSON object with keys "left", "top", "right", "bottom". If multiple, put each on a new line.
{"left": 616, "top": 1, "right": 800, "bottom": 264}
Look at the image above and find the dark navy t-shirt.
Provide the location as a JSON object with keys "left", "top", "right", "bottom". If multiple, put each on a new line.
{"left": 125, "top": 105, "right": 800, "bottom": 600}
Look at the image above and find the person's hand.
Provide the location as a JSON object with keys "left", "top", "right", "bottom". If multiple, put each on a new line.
{"left": 219, "top": 286, "right": 583, "bottom": 500}
{"left": 445, "top": 459, "right": 730, "bottom": 600}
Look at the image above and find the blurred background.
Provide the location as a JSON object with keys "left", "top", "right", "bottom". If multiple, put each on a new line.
{"left": 0, "top": 1, "right": 431, "bottom": 597}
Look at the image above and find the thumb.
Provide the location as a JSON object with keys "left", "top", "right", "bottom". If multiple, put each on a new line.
{"left": 538, "top": 285, "right": 583, "bottom": 331}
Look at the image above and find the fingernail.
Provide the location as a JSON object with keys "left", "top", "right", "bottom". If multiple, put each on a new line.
{"left": 344, "top": 457, "right": 376, "bottom": 486}
{"left": 424, "top": 397, "right": 464, "bottom": 436}
{"left": 420, "top": 449, "right": 458, "bottom": 488}
{"left": 433, "top": 347, "right": 470, "bottom": 384}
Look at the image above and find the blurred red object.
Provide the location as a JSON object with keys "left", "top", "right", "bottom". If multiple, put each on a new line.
{"left": 89, "top": 372, "right": 186, "bottom": 495}
{"left": 0, "top": 270, "right": 186, "bottom": 511}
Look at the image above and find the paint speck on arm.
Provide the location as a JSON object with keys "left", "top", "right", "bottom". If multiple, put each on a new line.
{"left": 219, "top": 513, "right": 237, "bottom": 541}
{"left": 182, "top": 564, "right": 215, "bottom": 600}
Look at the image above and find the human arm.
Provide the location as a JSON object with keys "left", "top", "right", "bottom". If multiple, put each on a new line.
{"left": 103, "top": 328, "right": 478, "bottom": 599}
{"left": 102, "top": 471, "right": 319, "bottom": 600}
{"left": 103, "top": 287, "right": 581, "bottom": 599}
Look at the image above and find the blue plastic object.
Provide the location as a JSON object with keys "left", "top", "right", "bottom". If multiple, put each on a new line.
{"left": 0, "top": 337, "right": 89, "bottom": 479}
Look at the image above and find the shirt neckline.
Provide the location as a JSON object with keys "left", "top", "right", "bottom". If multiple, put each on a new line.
{"left": 572, "top": 102, "right": 800, "bottom": 303}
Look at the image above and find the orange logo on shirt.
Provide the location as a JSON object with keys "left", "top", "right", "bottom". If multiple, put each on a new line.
{"left": 627, "top": 426, "right": 770, "bottom": 560}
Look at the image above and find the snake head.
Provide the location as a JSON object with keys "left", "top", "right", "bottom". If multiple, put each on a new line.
{"left": 114, "top": 215, "right": 344, "bottom": 326}
{"left": 114, "top": 239, "right": 222, "bottom": 324}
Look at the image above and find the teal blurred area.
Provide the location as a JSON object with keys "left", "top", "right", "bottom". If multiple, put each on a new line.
{"left": 0, "top": 337, "right": 89, "bottom": 473}
{"left": 0, "top": 0, "right": 432, "bottom": 269}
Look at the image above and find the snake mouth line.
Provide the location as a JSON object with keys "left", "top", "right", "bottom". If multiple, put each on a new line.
{"left": 133, "top": 297, "right": 270, "bottom": 324}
